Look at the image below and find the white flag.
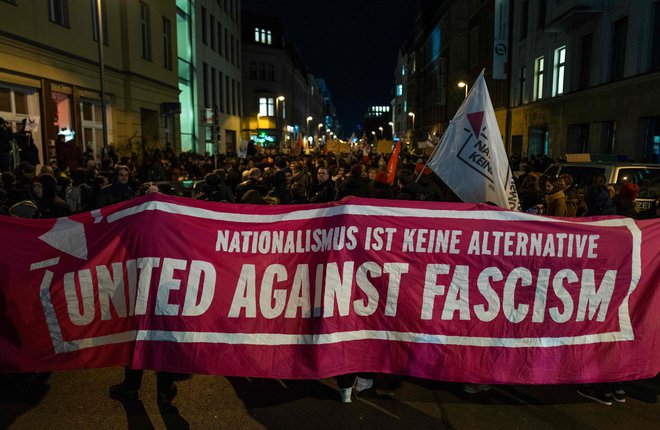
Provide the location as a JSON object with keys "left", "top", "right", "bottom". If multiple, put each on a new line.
{"left": 427, "top": 72, "right": 520, "bottom": 210}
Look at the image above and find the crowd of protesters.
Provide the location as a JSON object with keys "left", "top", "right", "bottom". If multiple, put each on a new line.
{"left": 1, "top": 142, "right": 659, "bottom": 408}
{"left": 1, "top": 141, "right": 658, "bottom": 222}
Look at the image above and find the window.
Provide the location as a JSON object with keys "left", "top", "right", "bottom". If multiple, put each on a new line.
{"left": 259, "top": 97, "right": 274, "bottom": 117}
{"left": 520, "top": 0, "right": 529, "bottom": 39}
{"left": 653, "top": 3, "right": 660, "bottom": 70}
{"left": 552, "top": 46, "right": 566, "bottom": 96}
{"left": 259, "top": 63, "right": 266, "bottom": 80}
{"left": 537, "top": 1, "right": 546, "bottom": 29}
{"left": 0, "top": 86, "right": 30, "bottom": 115}
{"left": 91, "top": 0, "right": 108, "bottom": 44}
{"left": 225, "top": 28, "right": 229, "bottom": 57}
{"left": 267, "top": 64, "right": 274, "bottom": 81}
{"left": 519, "top": 65, "right": 526, "bottom": 105}
{"left": 225, "top": 75, "right": 230, "bottom": 116}
{"left": 232, "top": 79, "right": 236, "bottom": 116}
{"left": 211, "top": 67, "right": 217, "bottom": 108}
{"left": 579, "top": 33, "right": 593, "bottom": 89}
{"left": 203, "top": 63, "right": 209, "bottom": 107}
{"left": 401, "top": 66, "right": 405, "bottom": 77}
{"left": 256, "top": 28, "right": 272, "bottom": 45}
{"left": 469, "top": 26, "right": 480, "bottom": 68}
{"left": 80, "top": 99, "right": 110, "bottom": 159}
{"left": 219, "top": 72, "right": 225, "bottom": 112}
{"left": 237, "top": 82, "right": 242, "bottom": 117}
{"left": 396, "top": 84, "right": 403, "bottom": 96}
{"left": 217, "top": 22, "right": 223, "bottom": 57}
{"left": 210, "top": 14, "right": 215, "bottom": 50}
{"left": 49, "top": 0, "right": 69, "bottom": 26}
{"left": 610, "top": 17, "right": 628, "bottom": 81}
{"left": 162, "top": 18, "right": 172, "bottom": 69}
{"left": 230, "top": 34, "right": 235, "bottom": 64}
{"left": 140, "top": 2, "right": 152, "bottom": 60}
{"left": 201, "top": 7, "right": 207, "bottom": 45}
{"left": 533, "top": 56, "right": 544, "bottom": 101}
{"left": 249, "top": 61, "right": 257, "bottom": 79}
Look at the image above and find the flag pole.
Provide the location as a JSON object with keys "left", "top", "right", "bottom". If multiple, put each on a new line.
{"left": 415, "top": 127, "right": 445, "bottom": 183}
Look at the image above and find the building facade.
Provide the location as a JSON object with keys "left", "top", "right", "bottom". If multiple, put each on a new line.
{"left": 0, "top": 0, "right": 180, "bottom": 166}
{"left": 177, "top": 0, "right": 242, "bottom": 155}
{"left": 240, "top": 10, "right": 325, "bottom": 152}
{"left": 509, "top": 0, "right": 660, "bottom": 162}
{"left": 398, "top": 0, "right": 660, "bottom": 163}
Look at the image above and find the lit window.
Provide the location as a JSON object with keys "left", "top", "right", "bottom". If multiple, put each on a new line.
{"left": 267, "top": 30, "right": 272, "bottom": 45}
{"left": 401, "top": 66, "right": 405, "bottom": 76}
{"left": 553, "top": 46, "right": 566, "bottom": 96}
{"left": 254, "top": 27, "right": 260, "bottom": 42}
{"left": 533, "top": 56, "right": 544, "bottom": 101}
{"left": 259, "top": 97, "right": 275, "bottom": 117}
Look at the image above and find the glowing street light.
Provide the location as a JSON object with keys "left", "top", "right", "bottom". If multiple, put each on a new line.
{"left": 276, "top": 96, "right": 286, "bottom": 150}
{"left": 458, "top": 81, "right": 468, "bottom": 99}
{"left": 306, "top": 116, "right": 313, "bottom": 137}
{"left": 388, "top": 121, "right": 395, "bottom": 137}
{"left": 408, "top": 112, "right": 415, "bottom": 130}
{"left": 378, "top": 126, "right": 383, "bottom": 138}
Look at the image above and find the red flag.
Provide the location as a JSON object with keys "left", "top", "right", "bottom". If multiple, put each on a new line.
{"left": 386, "top": 141, "right": 401, "bottom": 185}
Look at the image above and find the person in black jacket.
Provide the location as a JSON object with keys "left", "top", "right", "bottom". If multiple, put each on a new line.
{"left": 308, "top": 167, "right": 335, "bottom": 203}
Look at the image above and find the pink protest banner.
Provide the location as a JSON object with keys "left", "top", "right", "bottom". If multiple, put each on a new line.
{"left": 1, "top": 194, "right": 659, "bottom": 384}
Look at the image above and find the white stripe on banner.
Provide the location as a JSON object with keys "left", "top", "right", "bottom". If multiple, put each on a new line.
{"left": 107, "top": 199, "right": 631, "bottom": 228}
{"left": 56, "top": 328, "right": 632, "bottom": 353}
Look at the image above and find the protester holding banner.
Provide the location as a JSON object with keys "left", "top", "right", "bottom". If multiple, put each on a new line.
{"left": 96, "top": 165, "right": 135, "bottom": 208}
{"left": 336, "top": 164, "right": 369, "bottom": 200}
{"left": 309, "top": 167, "right": 336, "bottom": 203}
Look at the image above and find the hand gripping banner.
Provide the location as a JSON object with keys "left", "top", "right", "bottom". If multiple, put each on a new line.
{"left": 1, "top": 194, "right": 659, "bottom": 384}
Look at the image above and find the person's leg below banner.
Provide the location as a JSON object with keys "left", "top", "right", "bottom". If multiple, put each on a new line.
{"left": 109, "top": 368, "right": 143, "bottom": 402}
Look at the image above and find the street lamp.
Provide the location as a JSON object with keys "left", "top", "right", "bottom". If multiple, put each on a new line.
{"left": 306, "top": 116, "right": 313, "bottom": 138}
{"left": 458, "top": 81, "right": 468, "bottom": 99}
{"left": 408, "top": 112, "right": 415, "bottom": 131}
{"left": 378, "top": 126, "right": 383, "bottom": 138}
{"left": 388, "top": 121, "right": 394, "bottom": 138}
{"left": 276, "top": 96, "right": 285, "bottom": 151}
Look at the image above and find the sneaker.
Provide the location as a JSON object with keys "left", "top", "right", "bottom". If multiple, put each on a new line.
{"left": 354, "top": 377, "right": 374, "bottom": 393}
{"left": 576, "top": 387, "right": 612, "bottom": 406}
{"left": 109, "top": 383, "right": 139, "bottom": 402}
{"left": 339, "top": 387, "right": 352, "bottom": 403}
{"left": 612, "top": 389, "right": 626, "bottom": 403}
{"left": 462, "top": 383, "right": 491, "bottom": 394}
{"left": 157, "top": 383, "right": 178, "bottom": 409}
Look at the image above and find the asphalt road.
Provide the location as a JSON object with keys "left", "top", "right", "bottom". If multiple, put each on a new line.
{"left": 1, "top": 369, "right": 659, "bottom": 429}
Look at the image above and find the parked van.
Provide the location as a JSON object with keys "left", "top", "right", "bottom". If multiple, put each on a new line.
{"left": 542, "top": 162, "right": 660, "bottom": 211}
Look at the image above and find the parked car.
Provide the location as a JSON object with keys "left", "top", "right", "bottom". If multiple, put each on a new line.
{"left": 543, "top": 162, "right": 660, "bottom": 211}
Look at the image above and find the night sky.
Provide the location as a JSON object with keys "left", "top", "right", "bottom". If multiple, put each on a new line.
{"left": 241, "top": 0, "right": 417, "bottom": 137}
